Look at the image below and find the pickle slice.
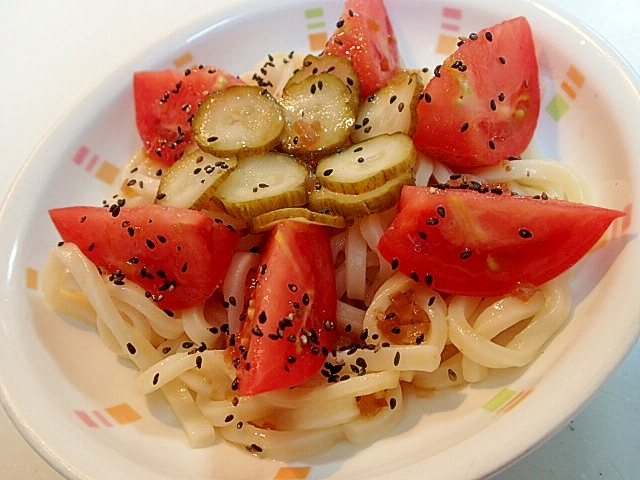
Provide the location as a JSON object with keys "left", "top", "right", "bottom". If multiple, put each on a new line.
{"left": 316, "top": 133, "right": 416, "bottom": 195}
{"left": 286, "top": 53, "right": 361, "bottom": 111}
{"left": 193, "top": 85, "right": 285, "bottom": 157}
{"left": 215, "top": 152, "right": 310, "bottom": 219}
{"left": 309, "top": 171, "right": 415, "bottom": 219}
{"left": 351, "top": 70, "right": 423, "bottom": 143}
{"left": 155, "top": 148, "right": 237, "bottom": 209}
{"left": 279, "top": 73, "right": 356, "bottom": 160}
{"left": 249, "top": 207, "right": 349, "bottom": 233}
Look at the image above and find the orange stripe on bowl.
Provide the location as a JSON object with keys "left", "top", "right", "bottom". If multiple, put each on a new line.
{"left": 105, "top": 403, "right": 142, "bottom": 425}
{"left": 274, "top": 466, "right": 312, "bottom": 479}
{"left": 173, "top": 52, "right": 194, "bottom": 69}
{"left": 499, "top": 389, "right": 534, "bottom": 413}
{"left": 567, "top": 65, "right": 585, "bottom": 89}
{"left": 95, "top": 160, "right": 120, "bottom": 185}
{"left": 561, "top": 80, "right": 577, "bottom": 100}
{"left": 436, "top": 34, "right": 459, "bottom": 55}
{"left": 308, "top": 32, "right": 328, "bottom": 51}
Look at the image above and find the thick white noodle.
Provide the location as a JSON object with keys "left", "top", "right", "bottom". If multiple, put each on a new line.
{"left": 41, "top": 249, "right": 96, "bottom": 325}
{"left": 363, "top": 272, "right": 448, "bottom": 353}
{"left": 448, "top": 276, "right": 572, "bottom": 369}
{"left": 336, "top": 300, "right": 366, "bottom": 333}
{"left": 104, "top": 280, "right": 184, "bottom": 340}
{"left": 223, "top": 251, "right": 260, "bottom": 334}
{"left": 472, "top": 158, "right": 592, "bottom": 203}
{"left": 260, "top": 370, "right": 401, "bottom": 409}
{"left": 358, "top": 213, "right": 395, "bottom": 300}
{"left": 219, "top": 422, "right": 345, "bottom": 462}
{"left": 431, "top": 160, "right": 455, "bottom": 184}
{"left": 412, "top": 353, "right": 466, "bottom": 390}
{"left": 414, "top": 152, "right": 434, "bottom": 187}
{"left": 342, "top": 384, "right": 404, "bottom": 444}
{"left": 181, "top": 305, "right": 219, "bottom": 348}
{"left": 345, "top": 222, "right": 368, "bottom": 301}
{"left": 47, "top": 243, "right": 215, "bottom": 447}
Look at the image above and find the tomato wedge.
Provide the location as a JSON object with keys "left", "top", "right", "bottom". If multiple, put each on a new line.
{"left": 413, "top": 17, "right": 540, "bottom": 168}
{"left": 232, "top": 220, "right": 337, "bottom": 396}
{"left": 49, "top": 204, "right": 240, "bottom": 312}
{"left": 377, "top": 186, "right": 624, "bottom": 297}
{"left": 134, "top": 66, "right": 244, "bottom": 166}
{"left": 323, "top": 0, "right": 401, "bottom": 99}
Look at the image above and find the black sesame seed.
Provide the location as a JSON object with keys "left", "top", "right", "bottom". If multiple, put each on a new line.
{"left": 460, "top": 248, "right": 472, "bottom": 260}
{"left": 393, "top": 351, "right": 400, "bottom": 366}
{"left": 518, "top": 228, "right": 533, "bottom": 239}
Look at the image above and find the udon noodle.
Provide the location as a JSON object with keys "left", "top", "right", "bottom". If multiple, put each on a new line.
{"left": 41, "top": 52, "right": 590, "bottom": 459}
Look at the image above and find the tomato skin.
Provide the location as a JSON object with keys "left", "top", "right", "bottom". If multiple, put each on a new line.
{"left": 377, "top": 186, "right": 624, "bottom": 297}
{"left": 49, "top": 204, "right": 240, "bottom": 311}
{"left": 134, "top": 67, "right": 244, "bottom": 166}
{"left": 323, "top": 0, "right": 401, "bottom": 99}
{"left": 413, "top": 17, "right": 540, "bottom": 168}
{"left": 233, "top": 220, "right": 337, "bottom": 396}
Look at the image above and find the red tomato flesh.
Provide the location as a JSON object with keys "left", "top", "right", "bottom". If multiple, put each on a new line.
{"left": 323, "top": 0, "right": 401, "bottom": 99}
{"left": 413, "top": 17, "right": 540, "bottom": 168}
{"left": 233, "top": 220, "right": 337, "bottom": 396}
{"left": 134, "top": 66, "right": 243, "bottom": 166}
{"left": 377, "top": 186, "right": 624, "bottom": 297}
{"left": 49, "top": 204, "right": 240, "bottom": 311}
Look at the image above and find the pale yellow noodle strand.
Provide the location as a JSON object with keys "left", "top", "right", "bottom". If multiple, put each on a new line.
{"left": 342, "top": 384, "right": 404, "bottom": 444}
{"left": 448, "top": 276, "right": 571, "bottom": 368}
{"left": 223, "top": 251, "right": 260, "bottom": 334}
{"left": 50, "top": 243, "right": 215, "bottom": 447}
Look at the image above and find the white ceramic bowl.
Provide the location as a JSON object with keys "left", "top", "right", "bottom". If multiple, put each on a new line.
{"left": 1, "top": 0, "right": 639, "bottom": 479}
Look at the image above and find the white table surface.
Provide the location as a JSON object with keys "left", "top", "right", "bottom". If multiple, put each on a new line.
{"left": 0, "top": 0, "right": 638, "bottom": 478}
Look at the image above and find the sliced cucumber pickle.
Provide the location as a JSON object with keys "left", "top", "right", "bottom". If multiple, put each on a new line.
{"left": 215, "top": 152, "right": 310, "bottom": 219}
{"left": 154, "top": 148, "right": 237, "bottom": 209}
{"left": 351, "top": 70, "right": 423, "bottom": 143}
{"left": 286, "top": 53, "right": 361, "bottom": 111}
{"left": 193, "top": 85, "right": 285, "bottom": 157}
{"left": 308, "top": 170, "right": 415, "bottom": 219}
{"left": 249, "top": 207, "right": 350, "bottom": 233}
{"left": 279, "top": 73, "right": 356, "bottom": 160}
{"left": 316, "top": 133, "right": 416, "bottom": 195}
